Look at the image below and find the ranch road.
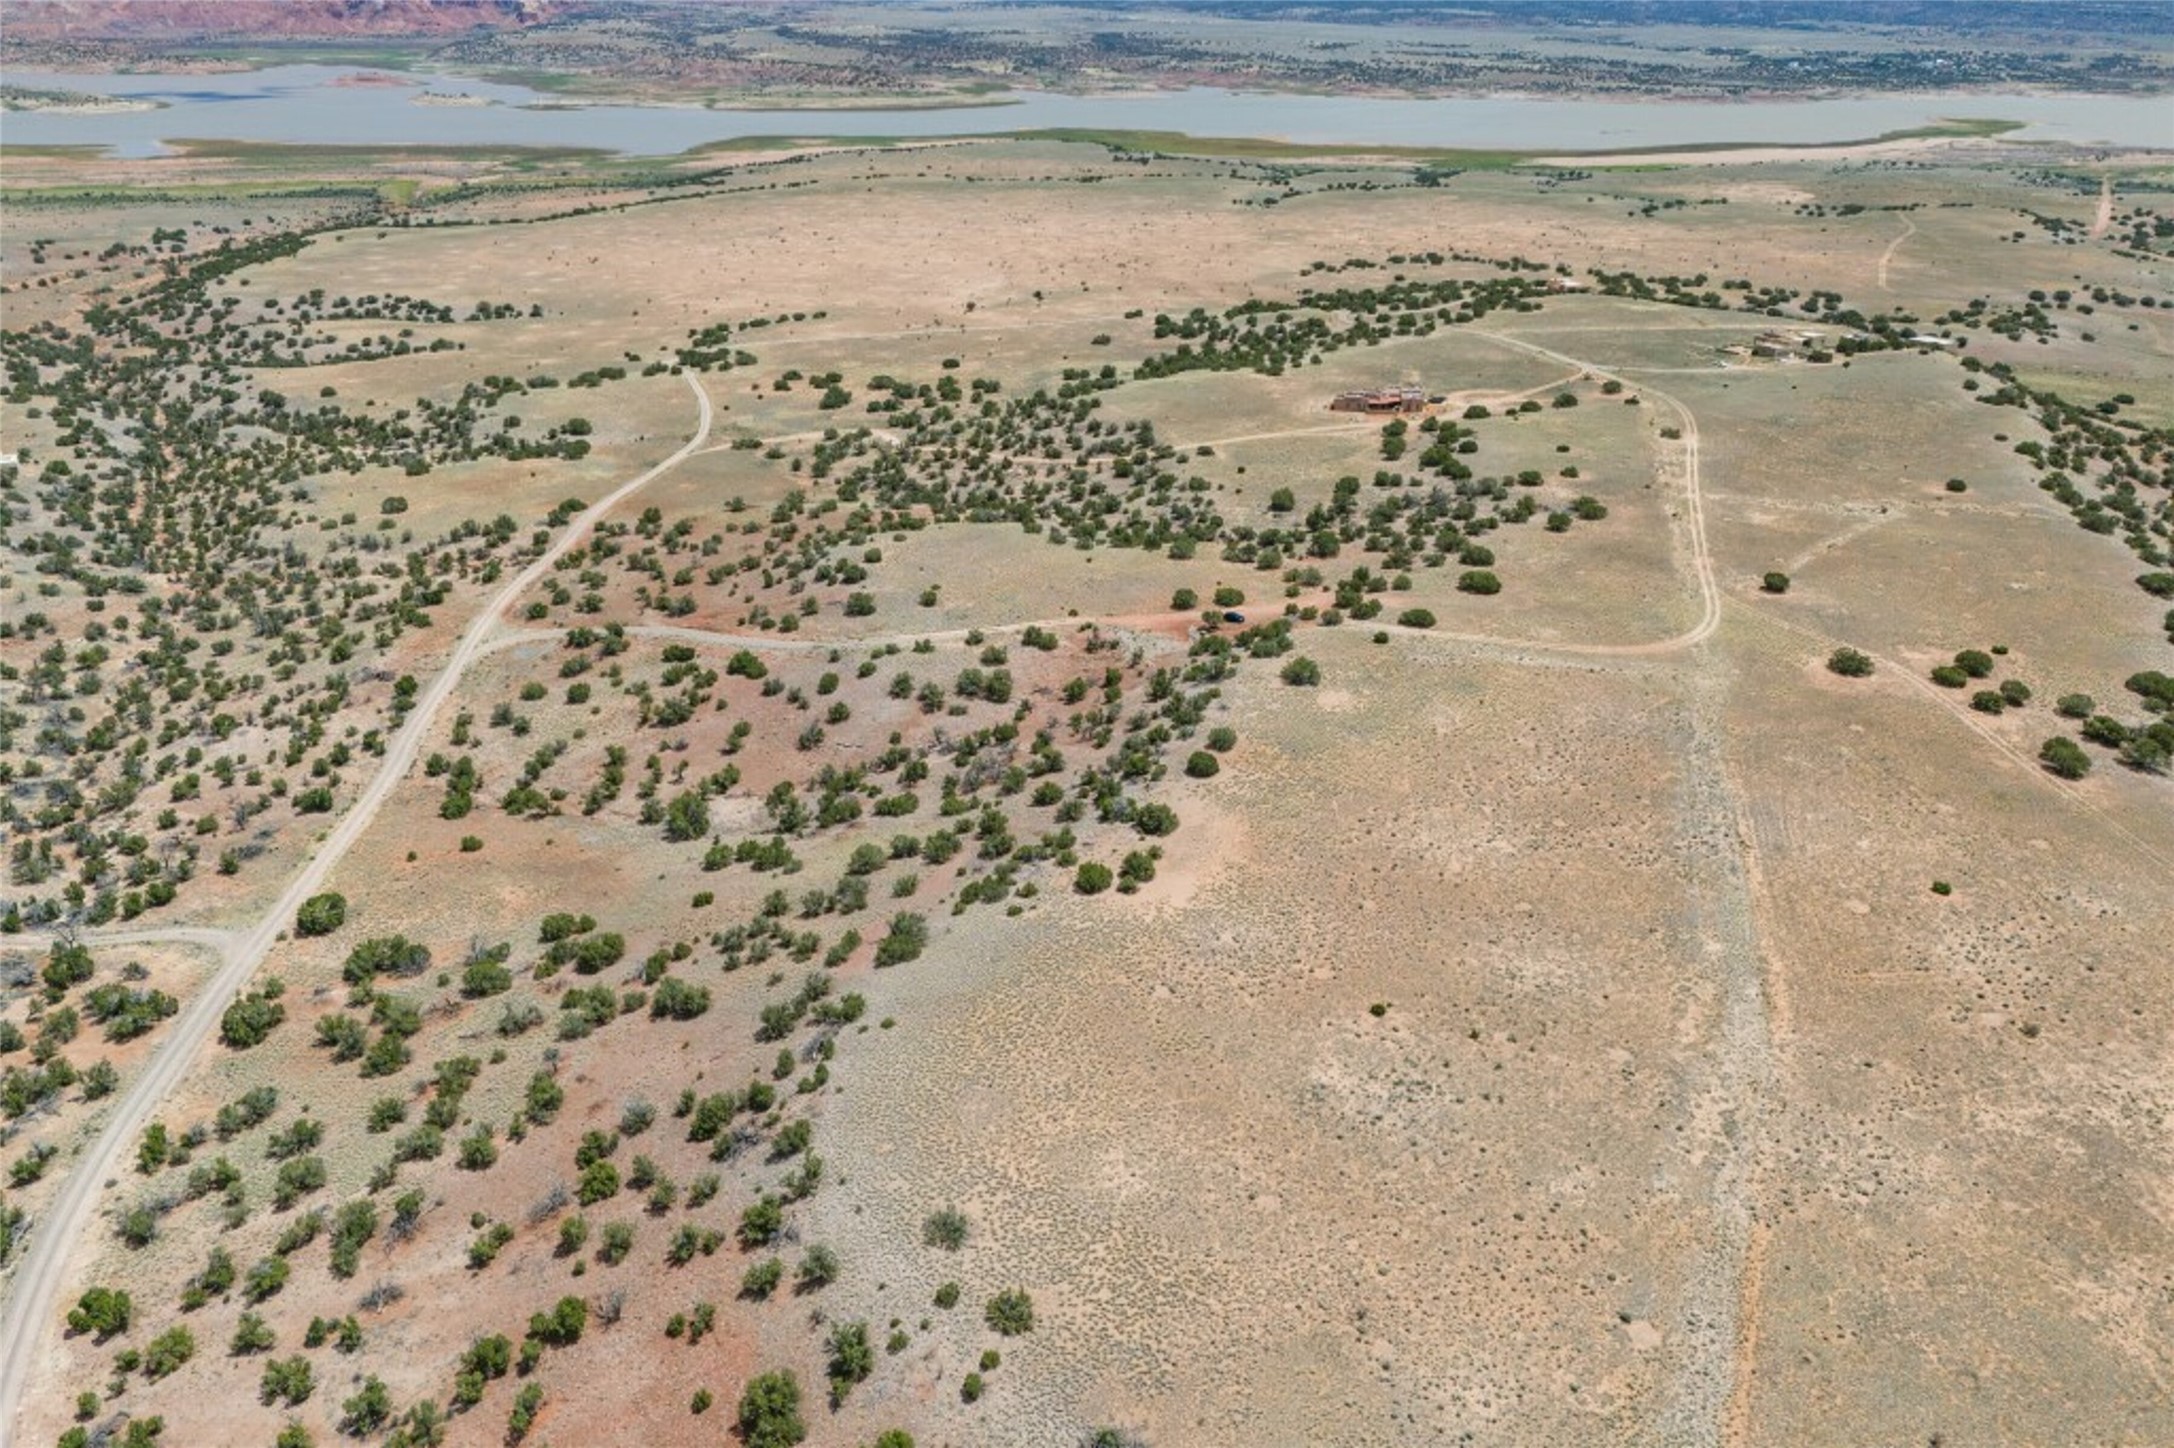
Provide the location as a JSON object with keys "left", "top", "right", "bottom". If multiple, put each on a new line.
{"left": 1471, "top": 330, "right": 1722, "bottom": 654}
{"left": 0, "top": 374, "right": 714, "bottom": 1444}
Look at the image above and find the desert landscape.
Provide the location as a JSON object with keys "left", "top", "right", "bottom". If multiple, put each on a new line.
{"left": 2, "top": 5, "right": 2171, "bottom": 1448}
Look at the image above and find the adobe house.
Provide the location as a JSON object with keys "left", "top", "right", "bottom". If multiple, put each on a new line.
{"left": 1750, "top": 329, "right": 1828, "bottom": 360}
{"left": 1330, "top": 385, "right": 1429, "bottom": 414}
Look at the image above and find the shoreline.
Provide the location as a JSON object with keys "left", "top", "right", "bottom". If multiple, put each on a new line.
{"left": 14, "top": 120, "right": 2146, "bottom": 175}
{"left": 0, "top": 85, "right": 163, "bottom": 115}
{"left": 5, "top": 61, "right": 2172, "bottom": 112}
{"left": 3, "top": 67, "right": 2169, "bottom": 164}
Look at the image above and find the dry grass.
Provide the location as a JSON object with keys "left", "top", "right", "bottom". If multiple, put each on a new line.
{"left": 11, "top": 136, "right": 2172, "bottom": 1448}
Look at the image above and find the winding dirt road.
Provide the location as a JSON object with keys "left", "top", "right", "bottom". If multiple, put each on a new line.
{"left": 488, "top": 336, "right": 1718, "bottom": 674}
{"left": 1877, "top": 213, "right": 1918, "bottom": 293}
{"left": 0, "top": 376, "right": 714, "bottom": 1443}
{"left": 1458, "top": 331, "right": 1722, "bottom": 655}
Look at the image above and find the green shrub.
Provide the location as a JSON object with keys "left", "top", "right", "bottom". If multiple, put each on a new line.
{"left": 1456, "top": 570, "right": 1501, "bottom": 595}
{"left": 662, "top": 791, "right": 709, "bottom": 842}
{"left": 873, "top": 913, "right": 928, "bottom": 968}
{"left": 340, "top": 1376, "right": 391, "bottom": 1436}
{"left": 341, "top": 936, "right": 429, "bottom": 986}
{"left": 2082, "top": 715, "right": 2131, "bottom": 747}
{"left": 738, "top": 1195, "right": 784, "bottom": 1247}
{"left": 596, "top": 1221, "right": 635, "bottom": 1265}
{"left": 737, "top": 1370, "right": 806, "bottom": 1448}
{"left": 922, "top": 1206, "right": 968, "bottom": 1251}
{"left": 143, "top": 1324, "right": 195, "bottom": 1378}
{"left": 796, "top": 1244, "right": 839, "bottom": 1291}
{"left": 259, "top": 1354, "right": 314, "bottom": 1406}
{"left": 827, "top": 1320, "right": 874, "bottom": 1402}
{"left": 230, "top": 1311, "right": 276, "bottom": 1355}
{"left": 985, "top": 1287, "right": 1035, "bottom": 1336}
{"left": 2040, "top": 736, "right": 2092, "bottom": 779}
{"left": 327, "top": 1200, "right": 378, "bottom": 1279}
{"left": 66, "top": 1286, "right": 131, "bottom": 1339}
{"left": 458, "top": 1128, "right": 499, "bottom": 1171}
{"left": 294, "top": 893, "right": 346, "bottom": 937}
{"left": 527, "top": 1295, "right": 587, "bottom": 1347}
{"left": 577, "top": 1160, "right": 620, "bottom": 1205}
{"left": 741, "top": 1256, "right": 784, "bottom": 1299}
{"left": 1827, "top": 648, "right": 1874, "bottom": 678}
{"left": 242, "top": 1256, "right": 290, "bottom": 1303}
{"left": 1280, "top": 656, "right": 1320, "bottom": 686}
{"left": 219, "top": 991, "right": 285, "bottom": 1049}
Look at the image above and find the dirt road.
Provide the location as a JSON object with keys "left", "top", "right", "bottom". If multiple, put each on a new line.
{"left": 2090, "top": 173, "right": 2115, "bottom": 239}
{"left": 1877, "top": 213, "right": 1917, "bottom": 292}
{"left": 0, "top": 374, "right": 713, "bottom": 1444}
{"left": 493, "top": 336, "right": 1718, "bottom": 673}
{"left": 1461, "top": 330, "right": 1721, "bottom": 655}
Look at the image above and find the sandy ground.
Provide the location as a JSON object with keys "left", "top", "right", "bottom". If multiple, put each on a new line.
{"left": 7, "top": 136, "right": 2172, "bottom": 1447}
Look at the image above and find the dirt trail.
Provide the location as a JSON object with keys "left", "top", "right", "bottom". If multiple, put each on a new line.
{"left": 482, "top": 612, "right": 1177, "bottom": 664}
{"left": 0, "top": 375, "right": 715, "bottom": 1444}
{"left": 1479, "top": 327, "right": 1772, "bottom": 1445}
{"left": 1181, "top": 420, "right": 1380, "bottom": 450}
{"left": 690, "top": 426, "right": 901, "bottom": 457}
{"left": 1655, "top": 666, "right": 1777, "bottom": 1447}
{"left": 499, "top": 337, "right": 1718, "bottom": 674}
{"left": 1468, "top": 330, "right": 1722, "bottom": 655}
{"left": 67, "top": 925, "right": 237, "bottom": 953}
{"left": 1721, "top": 1219, "right": 1775, "bottom": 1446}
{"left": 750, "top": 316, "right": 1090, "bottom": 349}
{"left": 2089, "top": 173, "right": 2115, "bottom": 238}
{"left": 1876, "top": 213, "right": 1917, "bottom": 293}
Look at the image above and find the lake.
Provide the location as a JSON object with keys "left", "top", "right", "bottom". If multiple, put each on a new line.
{"left": 5, "top": 65, "right": 2171, "bottom": 158}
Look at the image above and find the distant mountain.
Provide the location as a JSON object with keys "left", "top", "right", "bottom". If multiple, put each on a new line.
{"left": 2, "top": 0, "right": 556, "bottom": 41}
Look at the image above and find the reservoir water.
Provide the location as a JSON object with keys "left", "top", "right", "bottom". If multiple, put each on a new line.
{"left": 5, "top": 66, "right": 2171, "bottom": 158}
